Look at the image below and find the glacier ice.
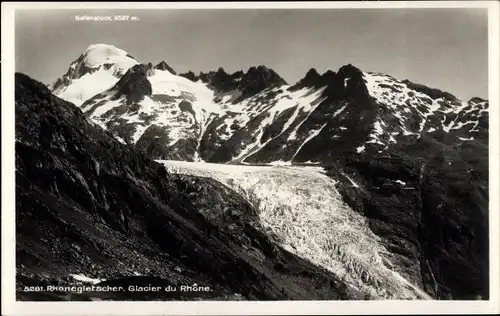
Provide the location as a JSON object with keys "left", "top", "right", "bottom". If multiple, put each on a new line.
{"left": 158, "top": 160, "right": 432, "bottom": 300}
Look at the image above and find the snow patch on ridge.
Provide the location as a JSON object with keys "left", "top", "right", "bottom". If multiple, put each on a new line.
{"left": 57, "top": 72, "right": 121, "bottom": 107}
{"left": 70, "top": 274, "right": 104, "bottom": 284}
{"left": 291, "top": 123, "right": 327, "bottom": 161}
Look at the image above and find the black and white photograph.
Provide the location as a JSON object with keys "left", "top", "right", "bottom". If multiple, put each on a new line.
{"left": 2, "top": 1, "right": 499, "bottom": 315}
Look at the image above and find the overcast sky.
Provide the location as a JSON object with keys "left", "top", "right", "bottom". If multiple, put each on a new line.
{"left": 15, "top": 8, "right": 488, "bottom": 100}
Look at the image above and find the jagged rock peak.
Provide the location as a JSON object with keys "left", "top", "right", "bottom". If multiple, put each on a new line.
{"left": 216, "top": 67, "right": 227, "bottom": 73}
{"left": 178, "top": 71, "right": 199, "bottom": 82}
{"left": 112, "top": 64, "right": 153, "bottom": 104}
{"left": 305, "top": 68, "right": 321, "bottom": 78}
{"left": 290, "top": 64, "right": 370, "bottom": 99}
{"left": 179, "top": 65, "right": 286, "bottom": 101}
{"left": 322, "top": 70, "right": 336, "bottom": 80}
{"left": 154, "top": 61, "right": 177, "bottom": 75}
{"left": 294, "top": 68, "right": 322, "bottom": 88}
{"left": 292, "top": 64, "right": 365, "bottom": 90}
{"left": 291, "top": 68, "right": 336, "bottom": 91}
{"left": 243, "top": 65, "right": 287, "bottom": 85}
{"left": 198, "top": 70, "right": 216, "bottom": 83}
{"left": 236, "top": 65, "right": 287, "bottom": 96}
{"left": 214, "top": 67, "right": 232, "bottom": 78}
{"left": 337, "top": 63, "right": 364, "bottom": 78}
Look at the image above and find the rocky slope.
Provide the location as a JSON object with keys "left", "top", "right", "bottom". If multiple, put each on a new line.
{"left": 325, "top": 134, "right": 489, "bottom": 300}
{"left": 16, "top": 72, "right": 356, "bottom": 301}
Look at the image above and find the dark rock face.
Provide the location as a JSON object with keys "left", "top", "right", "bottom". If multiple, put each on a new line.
{"left": 327, "top": 155, "right": 423, "bottom": 288}
{"left": 134, "top": 125, "right": 178, "bottom": 159}
{"left": 112, "top": 64, "right": 153, "bottom": 104}
{"left": 78, "top": 64, "right": 155, "bottom": 144}
{"left": 294, "top": 68, "right": 322, "bottom": 88}
{"left": 154, "top": 61, "right": 177, "bottom": 75}
{"left": 15, "top": 72, "right": 353, "bottom": 301}
{"left": 179, "top": 71, "right": 198, "bottom": 82}
{"left": 292, "top": 68, "right": 336, "bottom": 91}
{"left": 205, "top": 67, "right": 240, "bottom": 92}
{"left": 236, "top": 66, "right": 287, "bottom": 101}
{"left": 206, "top": 112, "right": 272, "bottom": 163}
{"left": 292, "top": 64, "right": 370, "bottom": 100}
{"left": 325, "top": 133, "right": 489, "bottom": 300}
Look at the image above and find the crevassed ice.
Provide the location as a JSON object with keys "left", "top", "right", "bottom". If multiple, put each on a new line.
{"left": 158, "top": 160, "right": 432, "bottom": 300}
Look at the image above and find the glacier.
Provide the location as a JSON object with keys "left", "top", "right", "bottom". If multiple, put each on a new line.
{"left": 158, "top": 160, "right": 432, "bottom": 300}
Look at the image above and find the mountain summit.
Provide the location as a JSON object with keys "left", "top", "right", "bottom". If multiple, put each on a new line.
{"left": 154, "top": 61, "right": 177, "bottom": 75}
{"left": 52, "top": 44, "right": 138, "bottom": 106}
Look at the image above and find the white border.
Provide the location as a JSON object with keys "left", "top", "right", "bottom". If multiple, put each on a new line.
{"left": 2, "top": 1, "right": 499, "bottom": 315}
{"left": 1, "top": 1, "right": 498, "bottom": 9}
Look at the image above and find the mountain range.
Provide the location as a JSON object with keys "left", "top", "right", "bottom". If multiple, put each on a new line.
{"left": 51, "top": 44, "right": 488, "bottom": 164}
{"left": 15, "top": 44, "right": 489, "bottom": 301}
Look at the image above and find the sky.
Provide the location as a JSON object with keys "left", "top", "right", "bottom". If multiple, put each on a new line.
{"left": 15, "top": 8, "right": 488, "bottom": 100}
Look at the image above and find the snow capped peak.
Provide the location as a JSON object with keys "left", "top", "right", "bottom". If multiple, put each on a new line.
{"left": 83, "top": 44, "right": 130, "bottom": 58}
{"left": 51, "top": 44, "right": 139, "bottom": 106}
{"left": 85, "top": 43, "right": 124, "bottom": 51}
{"left": 80, "top": 44, "right": 135, "bottom": 68}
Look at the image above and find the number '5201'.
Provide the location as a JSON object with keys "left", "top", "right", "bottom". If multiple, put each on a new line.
{"left": 23, "top": 286, "right": 44, "bottom": 292}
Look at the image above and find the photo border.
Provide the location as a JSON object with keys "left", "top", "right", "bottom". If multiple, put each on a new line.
{"left": 2, "top": 1, "right": 499, "bottom": 315}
